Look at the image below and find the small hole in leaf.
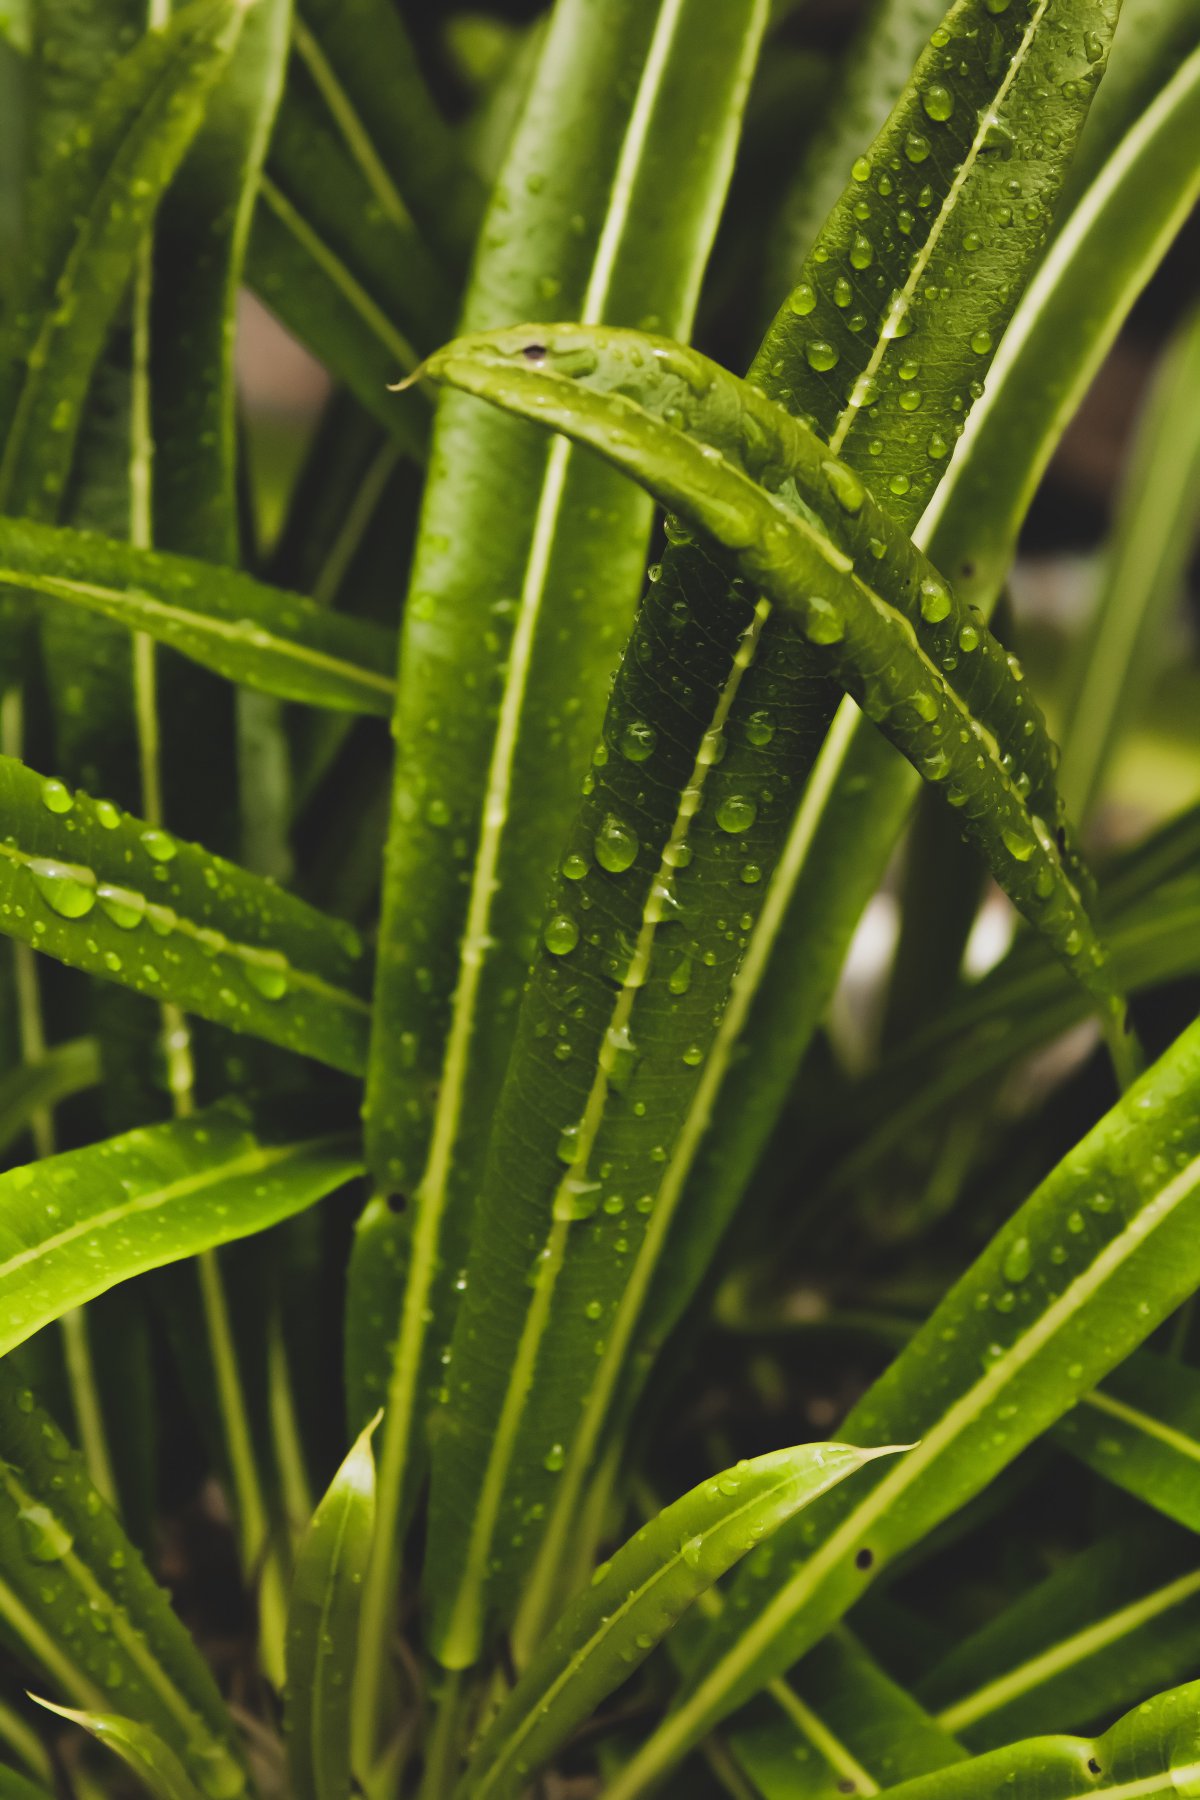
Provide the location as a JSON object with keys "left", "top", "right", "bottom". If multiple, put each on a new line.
{"left": 522, "top": 343, "right": 547, "bottom": 362}
{"left": 855, "top": 1548, "right": 874, "bottom": 1570}
{"left": 961, "top": 560, "right": 976, "bottom": 579}
{"left": 837, "top": 1783, "right": 856, "bottom": 1794}
{"left": 1087, "top": 1760, "right": 1102, "bottom": 1777}
{"left": 387, "top": 1192, "right": 408, "bottom": 1214}
{"left": 1056, "top": 826, "right": 1068, "bottom": 853}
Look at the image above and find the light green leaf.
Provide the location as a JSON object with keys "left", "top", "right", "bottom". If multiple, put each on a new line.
{"left": 0, "top": 516, "right": 397, "bottom": 714}
{"left": 867, "top": 1679, "right": 1200, "bottom": 1800}
{"left": 0, "top": 1099, "right": 360, "bottom": 1357}
{"left": 1057, "top": 300, "right": 1200, "bottom": 822}
{"left": 357, "top": 0, "right": 770, "bottom": 1721}
{"left": 1057, "top": 1353, "right": 1200, "bottom": 1534}
{"left": 0, "top": 0, "right": 248, "bottom": 525}
{"left": 605, "top": 1012, "right": 1200, "bottom": 1797}
{"left": 0, "top": 1369, "right": 246, "bottom": 1797}
{"left": 460, "top": 1444, "right": 903, "bottom": 1800}
{"left": 920, "top": 1527, "right": 1200, "bottom": 1749}
{"left": 0, "top": 753, "right": 370, "bottom": 1072}
{"left": 286, "top": 1413, "right": 378, "bottom": 1800}
{"left": 30, "top": 1699, "right": 203, "bottom": 1800}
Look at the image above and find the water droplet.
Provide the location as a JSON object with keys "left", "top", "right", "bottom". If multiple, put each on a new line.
{"left": 716, "top": 795, "right": 757, "bottom": 834}
{"left": 563, "top": 852, "right": 589, "bottom": 881}
{"left": 904, "top": 131, "right": 931, "bottom": 163}
{"left": 805, "top": 597, "right": 844, "bottom": 644}
{"left": 958, "top": 623, "right": 979, "bottom": 652}
{"left": 141, "top": 829, "right": 177, "bottom": 863}
{"left": 682, "top": 1045, "right": 703, "bottom": 1066}
{"left": 788, "top": 283, "right": 816, "bottom": 317}
{"left": 923, "top": 84, "right": 954, "bottom": 121}
{"left": 29, "top": 859, "right": 96, "bottom": 919}
{"left": 849, "top": 233, "right": 873, "bottom": 270}
{"left": 543, "top": 1443, "right": 565, "bottom": 1472}
{"left": 851, "top": 156, "right": 871, "bottom": 183}
{"left": 805, "top": 340, "right": 839, "bottom": 373}
{"left": 554, "top": 1178, "right": 601, "bottom": 1221}
{"left": 745, "top": 709, "right": 775, "bottom": 747}
{"left": 594, "top": 815, "right": 639, "bottom": 873}
{"left": 94, "top": 799, "right": 120, "bottom": 829}
{"left": 919, "top": 579, "right": 952, "bottom": 623}
{"left": 1002, "top": 827, "right": 1035, "bottom": 862}
{"left": 243, "top": 952, "right": 289, "bottom": 1000}
{"left": 557, "top": 1124, "right": 583, "bottom": 1165}
{"left": 19, "top": 1504, "right": 72, "bottom": 1563}
{"left": 544, "top": 914, "right": 579, "bottom": 956}
{"left": 620, "top": 720, "right": 658, "bottom": 763}
{"left": 971, "top": 328, "right": 993, "bottom": 356}
{"left": 40, "top": 779, "right": 73, "bottom": 815}
{"left": 1003, "top": 1236, "right": 1031, "bottom": 1283}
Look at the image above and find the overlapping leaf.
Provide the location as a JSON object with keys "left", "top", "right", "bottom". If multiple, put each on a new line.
{"left": 1057, "top": 1354, "right": 1200, "bottom": 1534}
{"left": 0, "top": 753, "right": 369, "bottom": 1071}
{"left": 31, "top": 1701, "right": 204, "bottom": 1800}
{"left": 461, "top": 1444, "right": 900, "bottom": 1800}
{"left": 0, "top": 1369, "right": 246, "bottom": 1797}
{"left": 604, "top": 1013, "right": 1200, "bottom": 1795}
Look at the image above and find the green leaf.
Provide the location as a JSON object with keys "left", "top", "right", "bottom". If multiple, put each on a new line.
{"left": 0, "top": 1099, "right": 359, "bottom": 1358}
{"left": 293, "top": 0, "right": 483, "bottom": 272}
{"left": 864, "top": 1678, "right": 1200, "bottom": 1800}
{"left": 920, "top": 1527, "right": 1200, "bottom": 1749}
{"left": 604, "top": 1012, "right": 1200, "bottom": 1798}
{"left": 1057, "top": 1353, "right": 1200, "bottom": 1534}
{"left": 286, "top": 1413, "right": 378, "bottom": 1800}
{"left": 423, "top": 323, "right": 1116, "bottom": 1027}
{"left": 623, "top": 22, "right": 1200, "bottom": 1394}
{"left": 30, "top": 1699, "right": 203, "bottom": 1800}
{"left": 356, "top": 0, "right": 770, "bottom": 1721}
{"left": 0, "top": 1367, "right": 246, "bottom": 1796}
{"left": 0, "top": 0, "right": 248, "bottom": 525}
{"left": 1057, "top": 300, "right": 1200, "bottom": 822}
{"left": 0, "top": 516, "right": 397, "bottom": 715}
{"left": 0, "top": 752, "right": 370, "bottom": 1073}
{"left": 731, "top": 1632, "right": 965, "bottom": 1799}
{"left": 460, "top": 1444, "right": 903, "bottom": 1800}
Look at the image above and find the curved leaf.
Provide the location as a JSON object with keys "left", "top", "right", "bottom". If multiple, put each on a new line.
{"left": 461, "top": 1444, "right": 902, "bottom": 1800}
{"left": 0, "top": 1038, "right": 99, "bottom": 1159}
{"left": 867, "top": 1678, "right": 1200, "bottom": 1800}
{"left": 605, "top": 1012, "right": 1200, "bottom": 1797}
{"left": 0, "top": 516, "right": 397, "bottom": 715}
{"left": 921, "top": 1528, "right": 1200, "bottom": 1748}
{"left": 0, "top": 1100, "right": 359, "bottom": 1357}
{"left": 0, "top": 1368, "right": 246, "bottom": 1797}
{"left": 0, "top": 753, "right": 370, "bottom": 1072}
{"left": 357, "top": 0, "right": 770, "bottom": 1713}
{"left": 30, "top": 1700, "right": 203, "bottom": 1800}
{"left": 1057, "top": 1353, "right": 1200, "bottom": 1534}
{"left": 286, "top": 1414, "right": 378, "bottom": 1800}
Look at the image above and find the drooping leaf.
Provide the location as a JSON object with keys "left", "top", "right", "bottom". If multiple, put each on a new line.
{"left": 1057, "top": 1353, "right": 1200, "bottom": 1534}
{"left": 0, "top": 1368, "right": 246, "bottom": 1797}
{"left": 604, "top": 1013, "right": 1200, "bottom": 1797}
{"left": 30, "top": 1699, "right": 203, "bottom": 1800}
{"left": 356, "top": 0, "right": 770, "bottom": 1719}
{"left": 1057, "top": 299, "right": 1200, "bottom": 822}
{"left": 0, "top": 516, "right": 397, "bottom": 714}
{"left": 920, "top": 1527, "right": 1200, "bottom": 1749}
{"left": 460, "top": 1444, "right": 903, "bottom": 1800}
{"left": 0, "top": 1100, "right": 359, "bottom": 1358}
{"left": 0, "top": 753, "right": 370, "bottom": 1072}
{"left": 422, "top": 323, "right": 1115, "bottom": 1030}
{"left": 285, "top": 1414, "right": 378, "bottom": 1800}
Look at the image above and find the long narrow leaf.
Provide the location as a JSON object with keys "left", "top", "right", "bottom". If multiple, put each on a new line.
{"left": 0, "top": 1100, "right": 360, "bottom": 1357}
{"left": 0, "top": 516, "right": 397, "bottom": 714}
{"left": 605, "top": 1012, "right": 1200, "bottom": 1796}
{"left": 461, "top": 1444, "right": 903, "bottom": 1800}
{"left": 1057, "top": 1353, "right": 1200, "bottom": 1533}
{"left": 0, "top": 754, "right": 370, "bottom": 1072}
{"left": 30, "top": 1700, "right": 203, "bottom": 1800}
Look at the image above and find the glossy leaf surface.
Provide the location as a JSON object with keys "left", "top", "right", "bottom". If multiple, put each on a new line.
{"left": 30, "top": 1700, "right": 203, "bottom": 1800}
{"left": 1058, "top": 1354, "right": 1200, "bottom": 1534}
